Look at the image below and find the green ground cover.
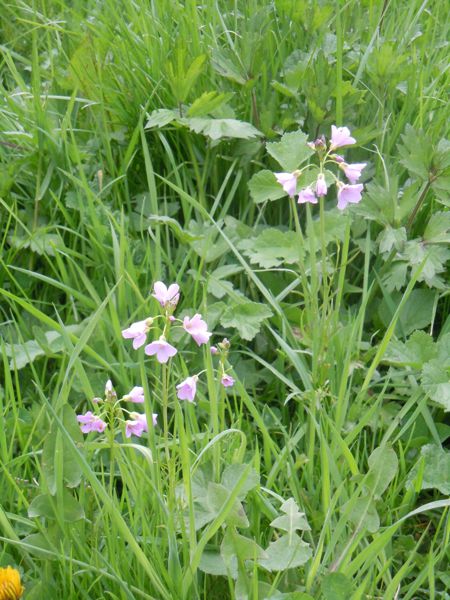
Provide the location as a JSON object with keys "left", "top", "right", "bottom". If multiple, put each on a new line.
{"left": 0, "top": 0, "right": 449, "bottom": 598}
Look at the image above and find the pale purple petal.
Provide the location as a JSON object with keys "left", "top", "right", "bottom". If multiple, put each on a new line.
{"left": 144, "top": 339, "right": 178, "bottom": 363}
{"left": 77, "top": 411, "right": 107, "bottom": 434}
{"left": 125, "top": 386, "right": 145, "bottom": 403}
{"left": 337, "top": 184, "right": 364, "bottom": 210}
{"left": 152, "top": 413, "right": 158, "bottom": 426}
{"left": 152, "top": 281, "right": 180, "bottom": 307}
{"left": 315, "top": 173, "right": 327, "bottom": 197}
{"left": 275, "top": 172, "right": 298, "bottom": 197}
{"left": 330, "top": 125, "right": 356, "bottom": 149}
{"left": 221, "top": 374, "right": 235, "bottom": 388}
{"left": 298, "top": 187, "right": 318, "bottom": 204}
{"left": 122, "top": 319, "right": 151, "bottom": 348}
{"left": 183, "top": 314, "right": 212, "bottom": 347}
{"left": 342, "top": 162, "right": 366, "bottom": 184}
{"left": 176, "top": 376, "right": 198, "bottom": 402}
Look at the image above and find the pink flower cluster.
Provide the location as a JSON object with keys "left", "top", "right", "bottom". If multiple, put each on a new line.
{"left": 275, "top": 125, "right": 366, "bottom": 211}
{"left": 76, "top": 380, "right": 157, "bottom": 439}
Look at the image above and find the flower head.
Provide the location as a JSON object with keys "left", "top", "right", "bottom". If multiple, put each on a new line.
{"left": 337, "top": 183, "right": 364, "bottom": 210}
{"left": 210, "top": 346, "right": 218, "bottom": 355}
{"left": 221, "top": 374, "right": 235, "bottom": 388}
{"left": 123, "top": 386, "right": 145, "bottom": 403}
{"left": 0, "top": 566, "right": 24, "bottom": 599}
{"left": 176, "top": 376, "right": 198, "bottom": 403}
{"left": 341, "top": 162, "right": 366, "bottom": 184}
{"left": 77, "top": 411, "right": 107, "bottom": 434}
{"left": 183, "top": 314, "right": 212, "bottom": 346}
{"left": 125, "top": 413, "right": 149, "bottom": 438}
{"left": 298, "top": 187, "right": 318, "bottom": 205}
{"left": 330, "top": 125, "right": 356, "bottom": 149}
{"left": 122, "top": 318, "right": 153, "bottom": 349}
{"left": 152, "top": 281, "right": 180, "bottom": 308}
{"left": 315, "top": 173, "right": 327, "bottom": 197}
{"left": 274, "top": 172, "right": 298, "bottom": 197}
{"left": 144, "top": 337, "right": 177, "bottom": 363}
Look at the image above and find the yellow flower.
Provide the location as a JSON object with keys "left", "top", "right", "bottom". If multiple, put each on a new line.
{"left": 0, "top": 567, "right": 24, "bottom": 600}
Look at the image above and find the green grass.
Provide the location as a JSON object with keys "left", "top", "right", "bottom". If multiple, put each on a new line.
{"left": 1, "top": 0, "right": 449, "bottom": 598}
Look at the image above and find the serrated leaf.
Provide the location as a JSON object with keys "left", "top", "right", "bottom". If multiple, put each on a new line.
{"left": 266, "top": 130, "right": 314, "bottom": 171}
{"left": 145, "top": 108, "right": 178, "bottom": 129}
{"left": 378, "top": 226, "right": 407, "bottom": 254}
{"left": 28, "top": 489, "right": 85, "bottom": 522}
{"left": 384, "top": 331, "right": 436, "bottom": 368}
{"left": 188, "top": 221, "right": 229, "bottom": 262}
{"left": 423, "top": 212, "right": 450, "bottom": 243}
{"left": 207, "top": 483, "right": 249, "bottom": 528}
{"left": 270, "top": 498, "right": 310, "bottom": 533}
{"left": 239, "top": 229, "right": 300, "bottom": 268}
{"left": 258, "top": 533, "right": 311, "bottom": 572}
{"left": 248, "top": 170, "right": 287, "bottom": 204}
{"left": 186, "top": 117, "right": 262, "bottom": 140}
{"left": 187, "top": 91, "right": 233, "bottom": 117}
{"left": 406, "top": 444, "right": 450, "bottom": 495}
{"left": 221, "top": 301, "right": 273, "bottom": 341}
{"left": 381, "top": 261, "right": 408, "bottom": 292}
{"left": 421, "top": 359, "right": 450, "bottom": 411}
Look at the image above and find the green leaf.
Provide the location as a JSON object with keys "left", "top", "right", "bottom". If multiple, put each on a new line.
{"left": 248, "top": 170, "right": 287, "bottom": 204}
{"left": 145, "top": 108, "right": 178, "bottom": 129}
{"left": 199, "top": 550, "right": 237, "bottom": 577}
{"left": 28, "top": 489, "right": 85, "bottom": 522}
{"left": 423, "top": 211, "right": 450, "bottom": 243}
{"left": 384, "top": 331, "right": 436, "bottom": 368}
{"left": 270, "top": 498, "right": 310, "bottom": 533}
{"left": 377, "top": 289, "right": 436, "bottom": 337}
{"left": 211, "top": 48, "right": 246, "bottom": 85}
{"left": 421, "top": 359, "right": 450, "bottom": 411}
{"left": 266, "top": 130, "right": 314, "bottom": 171}
{"left": 258, "top": 533, "right": 312, "bottom": 572}
{"left": 147, "top": 215, "right": 201, "bottom": 243}
{"left": 321, "top": 573, "right": 354, "bottom": 600}
{"left": 221, "top": 464, "right": 260, "bottom": 500}
{"left": 377, "top": 226, "right": 407, "bottom": 255}
{"left": 187, "top": 91, "right": 233, "bottom": 117}
{"left": 365, "top": 446, "right": 398, "bottom": 498}
{"left": 398, "top": 124, "right": 433, "bottom": 180}
{"left": 343, "top": 495, "right": 380, "bottom": 533}
{"left": 42, "top": 405, "right": 84, "bottom": 495}
{"left": 406, "top": 444, "right": 450, "bottom": 495}
{"left": 220, "top": 301, "right": 273, "bottom": 341}
{"left": 221, "top": 529, "right": 266, "bottom": 565}
{"left": 188, "top": 221, "right": 229, "bottom": 262}
{"left": 186, "top": 117, "right": 262, "bottom": 140}
{"left": 207, "top": 483, "right": 249, "bottom": 528}
{"left": 238, "top": 229, "right": 300, "bottom": 268}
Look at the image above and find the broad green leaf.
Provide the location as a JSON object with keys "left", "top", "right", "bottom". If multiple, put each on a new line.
{"left": 28, "top": 489, "right": 85, "bottom": 522}
{"left": 421, "top": 359, "right": 450, "bottom": 411}
{"left": 264, "top": 594, "right": 313, "bottom": 600}
{"left": 221, "top": 529, "right": 266, "bottom": 564}
{"left": 406, "top": 444, "right": 450, "bottom": 495}
{"left": 188, "top": 221, "right": 229, "bottom": 262}
{"left": 211, "top": 48, "right": 246, "bottom": 85}
{"left": 381, "top": 262, "right": 408, "bottom": 292}
{"left": 187, "top": 117, "right": 262, "bottom": 140}
{"left": 384, "top": 331, "right": 436, "bottom": 368}
{"left": 423, "top": 211, "right": 450, "bottom": 243}
{"left": 199, "top": 550, "right": 237, "bottom": 578}
{"left": 220, "top": 301, "right": 273, "bottom": 341}
{"left": 343, "top": 495, "right": 380, "bottom": 533}
{"left": 248, "top": 170, "right": 286, "bottom": 204}
{"left": 239, "top": 229, "right": 300, "bottom": 268}
{"left": 270, "top": 498, "right": 310, "bottom": 533}
{"left": 377, "top": 289, "right": 436, "bottom": 337}
{"left": 266, "top": 130, "right": 314, "bottom": 171}
{"left": 365, "top": 446, "right": 398, "bottom": 498}
{"left": 307, "top": 210, "right": 349, "bottom": 246}
{"left": 221, "top": 464, "right": 260, "bottom": 500}
{"left": 187, "top": 91, "right": 233, "bottom": 117}
{"left": 321, "top": 573, "right": 354, "bottom": 600}
{"left": 145, "top": 109, "right": 178, "bottom": 129}
{"left": 42, "top": 405, "right": 84, "bottom": 495}
{"left": 258, "top": 533, "right": 312, "bottom": 572}
{"left": 398, "top": 124, "right": 433, "bottom": 180}
{"left": 207, "top": 483, "right": 249, "bottom": 528}
{"left": 377, "top": 226, "right": 407, "bottom": 254}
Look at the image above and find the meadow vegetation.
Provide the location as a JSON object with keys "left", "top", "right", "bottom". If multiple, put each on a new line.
{"left": 0, "top": 0, "right": 449, "bottom": 598}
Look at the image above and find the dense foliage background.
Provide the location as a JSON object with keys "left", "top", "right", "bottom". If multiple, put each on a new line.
{"left": 0, "top": 1, "right": 449, "bottom": 598}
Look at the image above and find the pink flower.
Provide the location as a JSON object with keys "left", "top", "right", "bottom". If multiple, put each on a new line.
{"left": 298, "top": 187, "right": 318, "bottom": 204}
{"left": 152, "top": 281, "right": 180, "bottom": 307}
{"left": 330, "top": 125, "right": 356, "bottom": 149}
{"left": 315, "top": 173, "right": 327, "bottom": 197}
{"left": 221, "top": 374, "right": 235, "bottom": 388}
{"left": 274, "top": 172, "right": 298, "bottom": 197}
{"left": 337, "top": 183, "right": 364, "bottom": 210}
{"left": 144, "top": 337, "right": 177, "bottom": 363}
{"left": 122, "top": 318, "right": 153, "bottom": 349}
{"left": 210, "top": 346, "right": 218, "bottom": 355}
{"left": 176, "top": 376, "right": 198, "bottom": 403}
{"left": 125, "top": 412, "right": 150, "bottom": 438}
{"left": 124, "top": 386, "right": 145, "bottom": 403}
{"left": 341, "top": 162, "right": 366, "bottom": 184}
{"left": 183, "top": 314, "right": 212, "bottom": 346}
{"left": 77, "top": 411, "right": 107, "bottom": 434}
